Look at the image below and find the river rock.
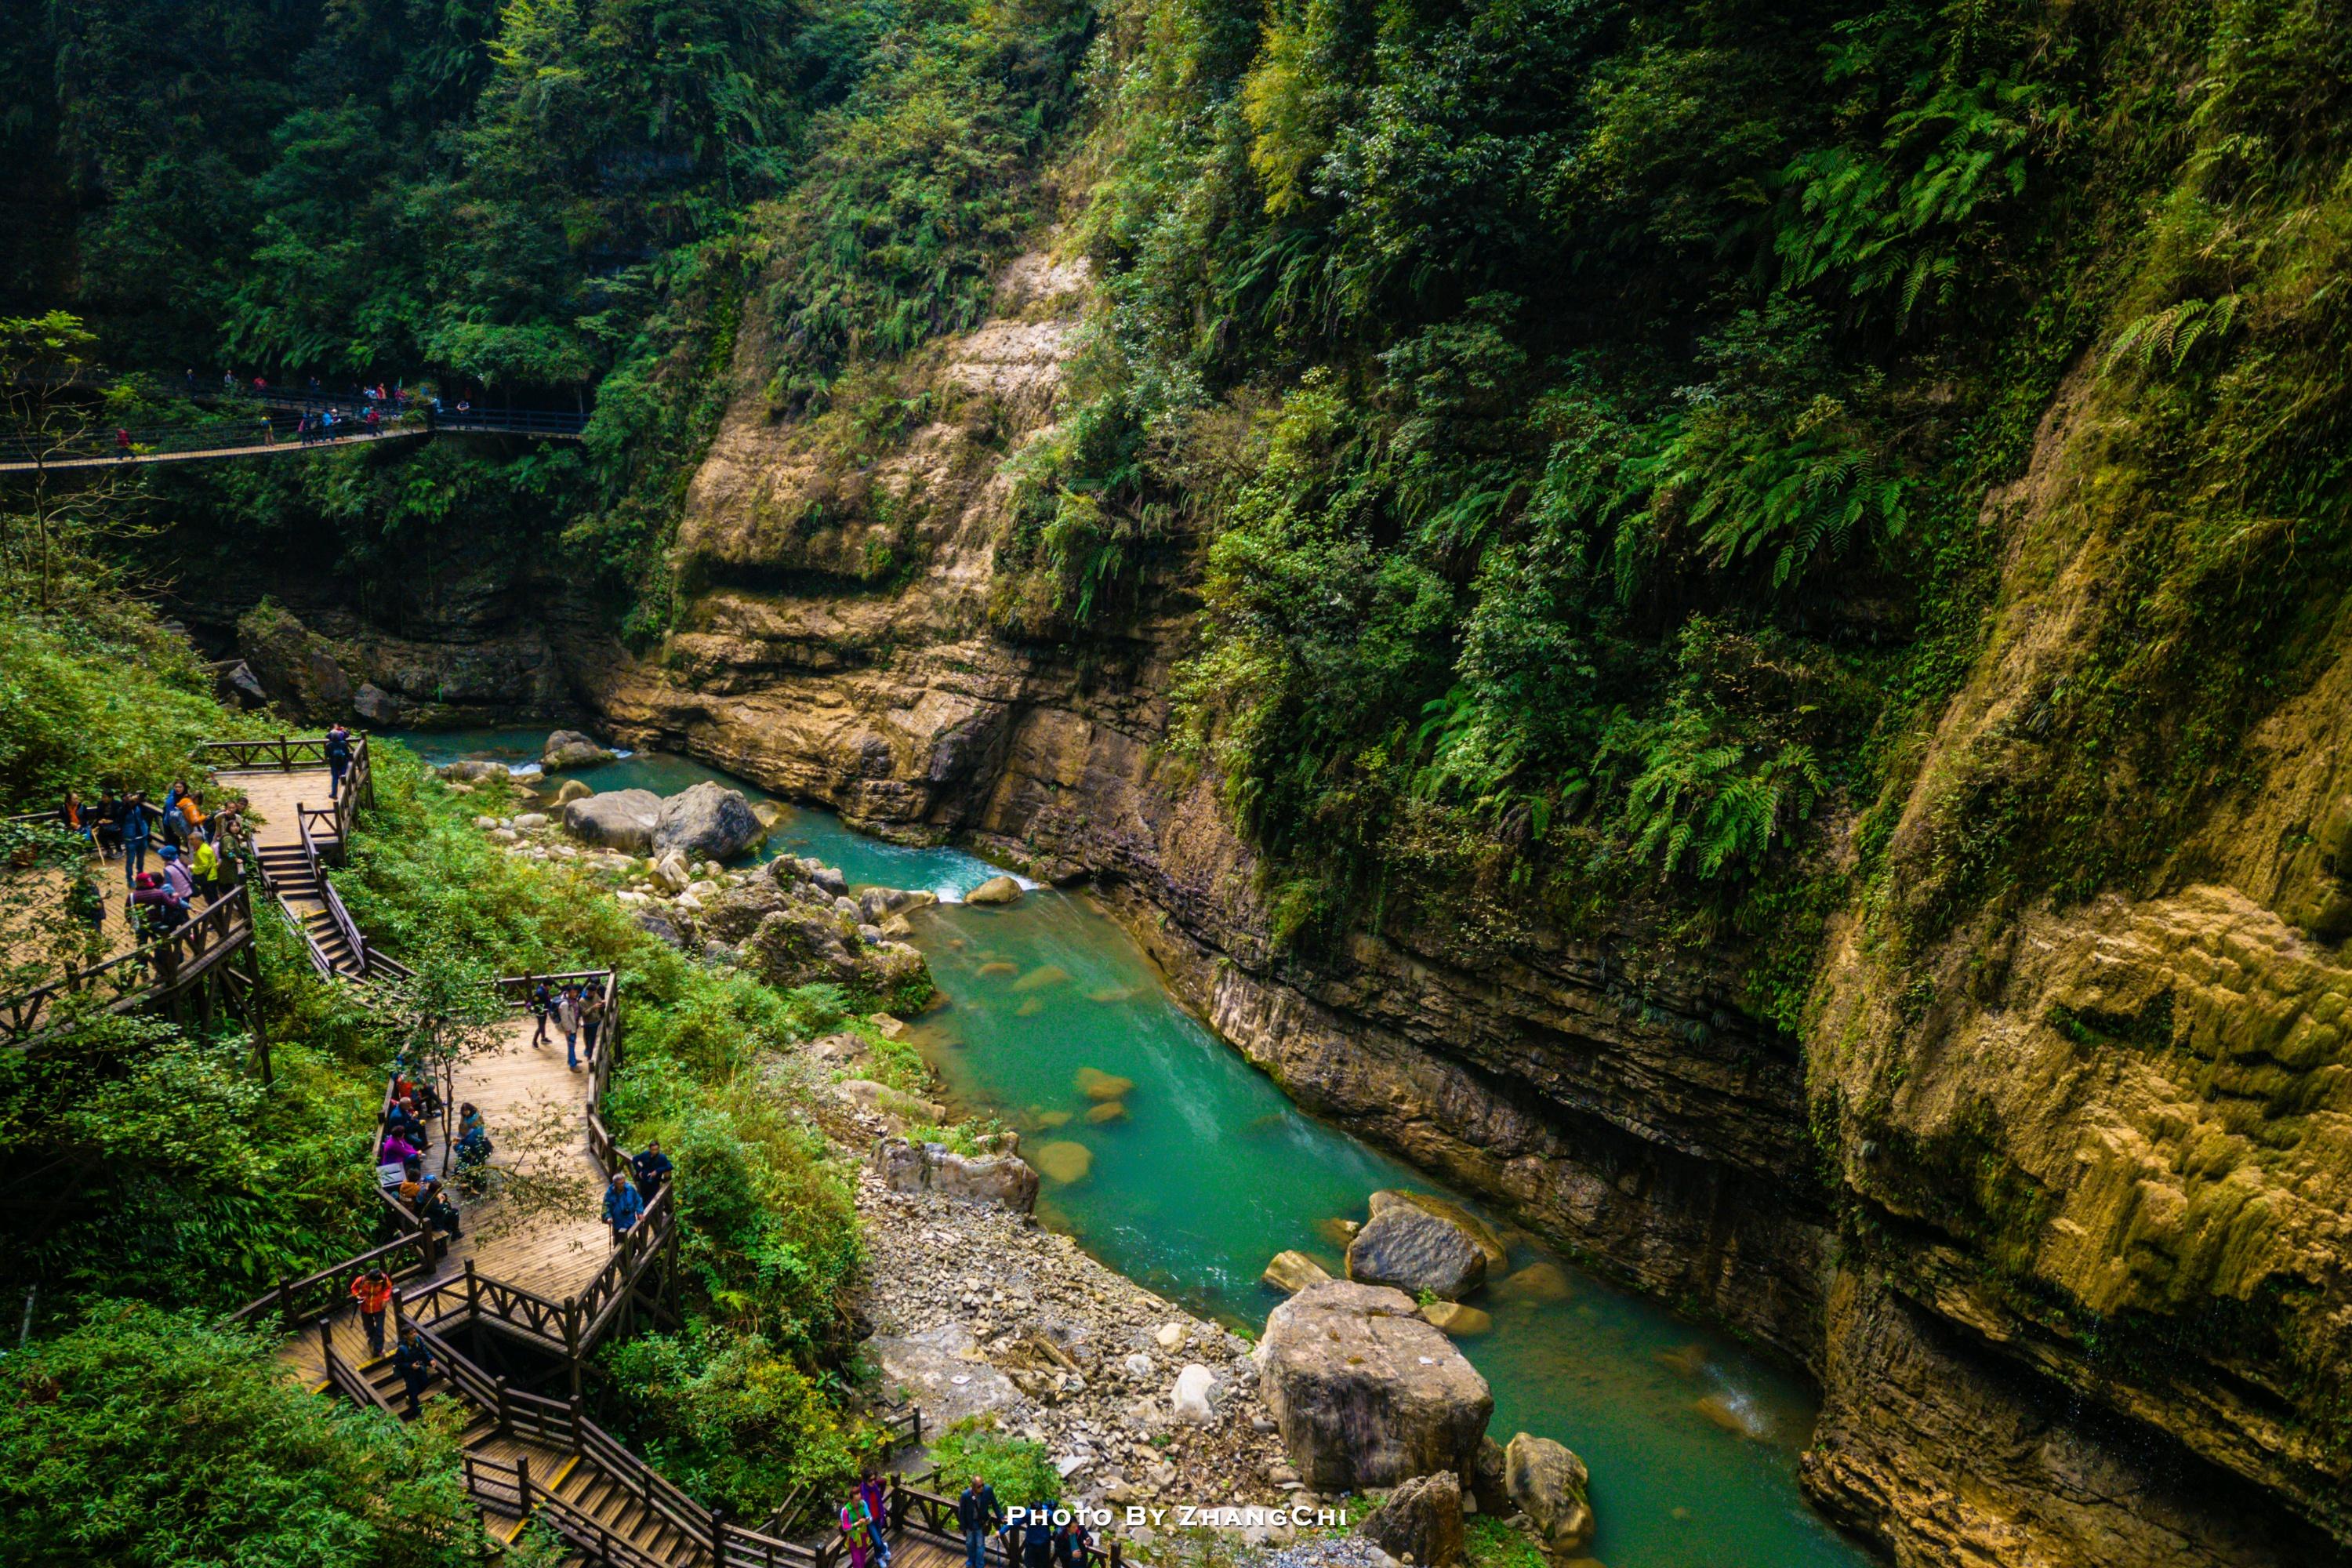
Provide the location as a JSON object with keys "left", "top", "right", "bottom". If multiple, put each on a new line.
{"left": 1032, "top": 1141, "right": 1094, "bottom": 1184}
{"left": 1263, "top": 1250, "right": 1334, "bottom": 1294}
{"left": 1504, "top": 1433, "right": 1595, "bottom": 1559}
{"left": 542, "top": 729, "right": 616, "bottom": 771}
{"left": 967, "top": 875, "right": 1023, "bottom": 906}
{"left": 1258, "top": 1281, "right": 1493, "bottom": 1490}
{"left": 1075, "top": 1067, "right": 1134, "bottom": 1101}
{"left": 511, "top": 811, "right": 549, "bottom": 833}
{"left": 874, "top": 1136, "right": 1040, "bottom": 1213}
{"left": 653, "top": 781, "right": 764, "bottom": 861}
{"left": 1492, "top": 1261, "right": 1573, "bottom": 1304}
{"left": 753, "top": 800, "right": 789, "bottom": 831}
{"left": 1347, "top": 1200, "right": 1490, "bottom": 1301}
{"left": 353, "top": 681, "right": 408, "bottom": 725}
{"left": 1470, "top": 1436, "right": 1511, "bottom": 1515}
{"left": 552, "top": 778, "right": 593, "bottom": 806}
{"left": 1171, "top": 1363, "right": 1218, "bottom": 1425}
{"left": 1419, "top": 1301, "right": 1493, "bottom": 1336}
{"left": 744, "top": 897, "right": 933, "bottom": 1007}
{"left": 654, "top": 852, "right": 692, "bottom": 893}
{"left": 1358, "top": 1470, "right": 1466, "bottom": 1568}
{"left": 439, "top": 759, "right": 504, "bottom": 784}
{"left": 1370, "top": 1191, "right": 1508, "bottom": 1272}
{"left": 564, "top": 787, "right": 662, "bottom": 853}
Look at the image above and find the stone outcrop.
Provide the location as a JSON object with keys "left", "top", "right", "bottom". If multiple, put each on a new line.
{"left": 564, "top": 788, "right": 662, "bottom": 853}
{"left": 718, "top": 856, "right": 931, "bottom": 1004}
{"left": 1358, "top": 1472, "right": 1465, "bottom": 1568}
{"left": 1345, "top": 1201, "right": 1489, "bottom": 1301}
{"left": 652, "top": 780, "right": 764, "bottom": 861}
{"left": 542, "top": 729, "right": 615, "bottom": 770}
{"left": 1502, "top": 1434, "right": 1595, "bottom": 1561}
{"left": 874, "top": 1136, "right": 1040, "bottom": 1212}
{"left": 1256, "top": 1282, "right": 1491, "bottom": 1493}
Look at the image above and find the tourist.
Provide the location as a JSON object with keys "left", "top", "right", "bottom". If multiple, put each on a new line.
{"left": 858, "top": 1471, "right": 894, "bottom": 1568}
{"left": 119, "top": 794, "right": 151, "bottom": 884}
{"left": 557, "top": 982, "right": 581, "bottom": 1070}
{"left": 387, "top": 1095, "right": 426, "bottom": 1152}
{"left": 93, "top": 787, "right": 125, "bottom": 856}
{"left": 839, "top": 1501, "right": 873, "bottom": 1568}
{"left": 114, "top": 426, "right": 131, "bottom": 460}
{"left": 391, "top": 1323, "right": 432, "bottom": 1416}
{"left": 956, "top": 1476, "right": 1000, "bottom": 1568}
{"left": 529, "top": 978, "right": 554, "bottom": 1045}
{"left": 456, "top": 1104, "right": 492, "bottom": 1192}
{"left": 177, "top": 789, "right": 206, "bottom": 842}
{"left": 1021, "top": 1506, "right": 1055, "bottom": 1568}
{"left": 579, "top": 983, "right": 604, "bottom": 1064}
{"left": 325, "top": 722, "right": 354, "bottom": 799}
{"left": 188, "top": 831, "right": 221, "bottom": 906}
{"left": 350, "top": 1266, "right": 394, "bottom": 1356}
{"left": 601, "top": 1171, "right": 644, "bottom": 1243}
{"left": 630, "top": 1139, "right": 672, "bottom": 1201}
{"left": 1054, "top": 1515, "right": 1090, "bottom": 1568}
{"left": 154, "top": 847, "right": 196, "bottom": 924}
{"left": 379, "top": 1127, "right": 422, "bottom": 1168}
{"left": 418, "top": 1177, "right": 461, "bottom": 1241}
{"left": 56, "top": 788, "right": 89, "bottom": 847}
{"left": 160, "top": 780, "right": 187, "bottom": 848}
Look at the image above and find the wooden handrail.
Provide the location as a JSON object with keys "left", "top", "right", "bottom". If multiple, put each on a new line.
{"left": 2, "top": 884, "right": 254, "bottom": 1042}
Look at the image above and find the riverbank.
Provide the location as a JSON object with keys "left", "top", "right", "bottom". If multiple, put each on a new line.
{"left": 412, "top": 730, "right": 1874, "bottom": 1568}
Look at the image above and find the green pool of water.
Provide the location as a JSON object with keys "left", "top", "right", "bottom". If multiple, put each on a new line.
{"left": 404, "top": 730, "right": 1872, "bottom": 1568}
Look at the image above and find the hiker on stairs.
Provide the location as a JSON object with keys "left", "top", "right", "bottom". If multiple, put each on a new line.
{"left": 392, "top": 1323, "right": 432, "bottom": 1417}
{"left": 350, "top": 1266, "right": 394, "bottom": 1356}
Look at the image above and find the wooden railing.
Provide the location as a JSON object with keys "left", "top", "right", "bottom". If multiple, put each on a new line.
{"left": 192, "top": 731, "right": 375, "bottom": 850}
{"left": 1, "top": 884, "right": 254, "bottom": 1041}
{"left": 891, "top": 1481, "right": 1121, "bottom": 1568}
{"left": 227, "top": 1228, "right": 441, "bottom": 1333}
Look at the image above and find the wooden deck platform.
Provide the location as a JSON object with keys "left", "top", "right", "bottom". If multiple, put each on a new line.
{"left": 281, "top": 1008, "right": 615, "bottom": 1384}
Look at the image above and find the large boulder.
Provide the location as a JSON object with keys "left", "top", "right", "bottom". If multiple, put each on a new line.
{"left": 541, "top": 729, "right": 615, "bottom": 771}
{"left": 1348, "top": 1199, "right": 1490, "bottom": 1300}
{"left": 966, "top": 875, "right": 1023, "bottom": 906}
{"left": 440, "top": 759, "right": 506, "bottom": 785}
{"left": 746, "top": 906, "right": 934, "bottom": 1009}
{"left": 1358, "top": 1471, "right": 1466, "bottom": 1568}
{"left": 354, "top": 681, "right": 409, "bottom": 726}
{"left": 1257, "top": 1281, "right": 1492, "bottom": 1492}
{"left": 1369, "top": 1190, "right": 1509, "bottom": 1272}
{"left": 874, "top": 1137, "right": 1040, "bottom": 1213}
{"left": 1470, "top": 1436, "right": 1511, "bottom": 1516}
{"left": 1503, "top": 1433, "right": 1595, "bottom": 1559}
{"left": 653, "top": 781, "right": 764, "bottom": 861}
{"left": 565, "top": 788, "right": 662, "bottom": 853}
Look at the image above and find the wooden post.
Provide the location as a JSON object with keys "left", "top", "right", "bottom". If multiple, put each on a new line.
{"left": 465, "top": 1259, "right": 480, "bottom": 1321}
{"left": 245, "top": 935, "right": 271, "bottom": 1086}
{"left": 495, "top": 1374, "right": 513, "bottom": 1436}
{"left": 711, "top": 1508, "right": 728, "bottom": 1565}
{"left": 517, "top": 1454, "right": 533, "bottom": 1521}
{"left": 277, "top": 1275, "right": 295, "bottom": 1331}
{"left": 562, "top": 1298, "right": 581, "bottom": 1397}
{"left": 568, "top": 1394, "right": 585, "bottom": 1454}
{"left": 277, "top": 734, "right": 290, "bottom": 772}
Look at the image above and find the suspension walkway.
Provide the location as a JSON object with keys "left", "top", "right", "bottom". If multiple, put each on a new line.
{"left": 0, "top": 403, "right": 586, "bottom": 472}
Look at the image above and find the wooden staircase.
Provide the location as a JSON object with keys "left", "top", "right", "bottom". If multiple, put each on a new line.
{"left": 254, "top": 840, "right": 364, "bottom": 976}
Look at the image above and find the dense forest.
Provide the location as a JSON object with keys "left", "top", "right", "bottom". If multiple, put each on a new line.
{"left": 9, "top": 0, "right": 2352, "bottom": 1562}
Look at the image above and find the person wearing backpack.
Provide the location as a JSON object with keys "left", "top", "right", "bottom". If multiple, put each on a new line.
{"left": 324, "top": 723, "right": 354, "bottom": 799}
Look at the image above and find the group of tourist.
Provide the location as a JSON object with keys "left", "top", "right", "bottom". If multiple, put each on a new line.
{"left": 376, "top": 1060, "right": 464, "bottom": 1245}
{"left": 601, "top": 1138, "right": 670, "bottom": 1243}
{"left": 943, "top": 1475, "right": 1094, "bottom": 1568}
{"left": 527, "top": 975, "right": 608, "bottom": 1072}
{"left": 55, "top": 779, "right": 246, "bottom": 949}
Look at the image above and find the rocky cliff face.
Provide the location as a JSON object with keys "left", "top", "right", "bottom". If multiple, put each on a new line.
{"left": 1798, "top": 372, "right": 2352, "bottom": 1566}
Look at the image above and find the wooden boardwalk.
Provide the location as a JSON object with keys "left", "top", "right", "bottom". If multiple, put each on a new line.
{"left": 281, "top": 1009, "right": 615, "bottom": 1385}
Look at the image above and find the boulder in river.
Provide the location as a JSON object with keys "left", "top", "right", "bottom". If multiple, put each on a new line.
{"left": 1347, "top": 1198, "right": 1490, "bottom": 1300}
{"left": 542, "top": 729, "right": 616, "bottom": 771}
{"left": 1419, "top": 1301, "right": 1493, "bottom": 1336}
{"left": 1357, "top": 1470, "right": 1466, "bottom": 1568}
{"left": 873, "top": 1136, "right": 1040, "bottom": 1212}
{"left": 654, "top": 781, "right": 764, "bottom": 861}
{"left": 564, "top": 787, "right": 662, "bottom": 853}
{"left": 1370, "top": 1190, "right": 1509, "bottom": 1272}
{"left": 1031, "top": 1141, "right": 1094, "bottom": 1184}
{"left": 1075, "top": 1067, "right": 1134, "bottom": 1101}
{"left": 1257, "top": 1280, "right": 1492, "bottom": 1491}
{"left": 1504, "top": 1432, "right": 1596, "bottom": 1559}
{"left": 1262, "top": 1250, "right": 1333, "bottom": 1294}
{"left": 552, "top": 778, "right": 593, "bottom": 806}
{"left": 439, "top": 759, "right": 506, "bottom": 784}
{"left": 967, "top": 875, "right": 1023, "bottom": 906}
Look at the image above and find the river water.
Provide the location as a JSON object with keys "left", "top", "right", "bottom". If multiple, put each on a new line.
{"left": 410, "top": 731, "right": 1872, "bottom": 1568}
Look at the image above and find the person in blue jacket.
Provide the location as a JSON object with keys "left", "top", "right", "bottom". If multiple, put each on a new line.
{"left": 120, "top": 792, "right": 152, "bottom": 885}
{"left": 601, "top": 1171, "right": 644, "bottom": 1243}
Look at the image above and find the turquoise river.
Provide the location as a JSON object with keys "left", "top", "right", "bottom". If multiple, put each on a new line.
{"left": 411, "top": 731, "right": 1873, "bottom": 1568}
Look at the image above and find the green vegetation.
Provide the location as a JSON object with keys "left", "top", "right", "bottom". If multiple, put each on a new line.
{"left": 924, "top": 1414, "right": 1062, "bottom": 1503}
{"left": 0, "top": 1304, "right": 489, "bottom": 1567}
